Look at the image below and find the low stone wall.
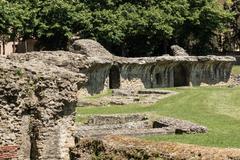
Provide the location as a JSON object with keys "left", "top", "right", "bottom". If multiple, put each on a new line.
{"left": 75, "top": 115, "right": 207, "bottom": 138}
{"left": 86, "top": 114, "right": 147, "bottom": 126}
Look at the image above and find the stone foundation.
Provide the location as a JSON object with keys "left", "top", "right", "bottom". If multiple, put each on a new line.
{"left": 76, "top": 115, "right": 207, "bottom": 138}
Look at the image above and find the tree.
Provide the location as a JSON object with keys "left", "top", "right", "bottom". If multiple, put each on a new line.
{"left": 77, "top": 0, "right": 190, "bottom": 56}
{"left": 0, "top": 0, "right": 25, "bottom": 54}
{"left": 77, "top": 0, "right": 232, "bottom": 56}
{"left": 175, "top": 0, "right": 233, "bottom": 55}
{"left": 0, "top": 0, "right": 234, "bottom": 56}
{"left": 222, "top": 0, "right": 240, "bottom": 52}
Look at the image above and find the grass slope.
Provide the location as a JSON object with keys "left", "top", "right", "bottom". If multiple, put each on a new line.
{"left": 76, "top": 87, "right": 240, "bottom": 148}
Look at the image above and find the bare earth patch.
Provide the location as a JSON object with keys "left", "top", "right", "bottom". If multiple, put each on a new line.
{"left": 71, "top": 136, "right": 240, "bottom": 160}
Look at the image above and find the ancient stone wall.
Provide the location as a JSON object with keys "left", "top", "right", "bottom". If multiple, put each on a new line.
{"left": 71, "top": 39, "right": 113, "bottom": 95}
{"left": 0, "top": 54, "right": 86, "bottom": 160}
{"left": 117, "top": 56, "right": 235, "bottom": 90}
{"left": 79, "top": 63, "right": 112, "bottom": 95}
{"left": 71, "top": 39, "right": 235, "bottom": 93}
{"left": 189, "top": 57, "right": 233, "bottom": 85}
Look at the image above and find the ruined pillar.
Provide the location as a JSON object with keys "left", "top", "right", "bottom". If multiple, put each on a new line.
{"left": 0, "top": 54, "right": 86, "bottom": 160}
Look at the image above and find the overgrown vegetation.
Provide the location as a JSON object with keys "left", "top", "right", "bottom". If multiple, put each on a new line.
{"left": 76, "top": 86, "right": 240, "bottom": 148}
{"left": 0, "top": 0, "right": 236, "bottom": 56}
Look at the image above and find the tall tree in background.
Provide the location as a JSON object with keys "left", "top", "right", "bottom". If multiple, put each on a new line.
{"left": 176, "top": 0, "right": 234, "bottom": 55}
{"left": 0, "top": 0, "right": 27, "bottom": 54}
{"left": 77, "top": 0, "right": 233, "bottom": 56}
{"left": 223, "top": 0, "right": 240, "bottom": 52}
{"left": 0, "top": 0, "right": 235, "bottom": 56}
{"left": 79, "top": 0, "right": 190, "bottom": 56}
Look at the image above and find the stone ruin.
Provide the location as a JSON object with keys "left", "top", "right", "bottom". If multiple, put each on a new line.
{"left": 0, "top": 52, "right": 87, "bottom": 159}
{"left": 72, "top": 39, "right": 236, "bottom": 95}
{"left": 78, "top": 89, "right": 177, "bottom": 107}
{"left": 76, "top": 114, "right": 208, "bottom": 138}
{"left": 72, "top": 136, "right": 240, "bottom": 160}
{"left": 0, "top": 39, "right": 236, "bottom": 159}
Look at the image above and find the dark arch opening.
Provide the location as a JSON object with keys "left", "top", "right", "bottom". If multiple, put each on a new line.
{"left": 174, "top": 65, "right": 189, "bottom": 87}
{"left": 109, "top": 65, "right": 120, "bottom": 89}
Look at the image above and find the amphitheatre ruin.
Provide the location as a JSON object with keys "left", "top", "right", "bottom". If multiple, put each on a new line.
{"left": 1, "top": 39, "right": 240, "bottom": 160}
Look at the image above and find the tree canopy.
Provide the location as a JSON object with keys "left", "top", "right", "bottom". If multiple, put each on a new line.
{"left": 0, "top": 0, "right": 236, "bottom": 56}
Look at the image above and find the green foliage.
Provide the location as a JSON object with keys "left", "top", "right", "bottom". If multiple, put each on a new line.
{"left": 177, "top": 0, "right": 234, "bottom": 54}
{"left": 0, "top": 0, "right": 235, "bottom": 55}
{"left": 80, "top": 0, "right": 191, "bottom": 56}
{"left": 224, "top": 0, "right": 240, "bottom": 51}
{"left": 0, "top": 1, "right": 23, "bottom": 42}
{"left": 15, "top": 68, "right": 23, "bottom": 76}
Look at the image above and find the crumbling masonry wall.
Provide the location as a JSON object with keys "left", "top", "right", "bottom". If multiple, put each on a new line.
{"left": 117, "top": 56, "right": 235, "bottom": 90}
{"left": 0, "top": 54, "right": 86, "bottom": 160}
{"left": 72, "top": 39, "right": 235, "bottom": 93}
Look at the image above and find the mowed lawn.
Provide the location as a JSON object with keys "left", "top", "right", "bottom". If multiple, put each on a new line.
{"left": 76, "top": 66, "right": 240, "bottom": 148}
{"left": 232, "top": 65, "right": 240, "bottom": 75}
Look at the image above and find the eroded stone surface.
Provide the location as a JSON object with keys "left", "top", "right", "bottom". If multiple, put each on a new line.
{"left": 171, "top": 45, "right": 189, "bottom": 56}
{"left": 71, "top": 39, "right": 235, "bottom": 94}
{"left": 153, "top": 117, "right": 208, "bottom": 134}
{"left": 0, "top": 55, "right": 86, "bottom": 160}
{"left": 71, "top": 39, "right": 114, "bottom": 59}
{"left": 117, "top": 55, "right": 235, "bottom": 90}
{"left": 78, "top": 89, "right": 177, "bottom": 107}
{"left": 86, "top": 114, "right": 148, "bottom": 126}
{"left": 76, "top": 115, "right": 207, "bottom": 138}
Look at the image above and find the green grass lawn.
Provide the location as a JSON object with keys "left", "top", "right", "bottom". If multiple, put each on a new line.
{"left": 232, "top": 65, "right": 240, "bottom": 75}
{"left": 76, "top": 86, "right": 240, "bottom": 148}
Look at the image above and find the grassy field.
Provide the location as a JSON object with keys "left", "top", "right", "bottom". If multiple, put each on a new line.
{"left": 232, "top": 65, "right": 240, "bottom": 75}
{"left": 76, "top": 86, "right": 240, "bottom": 148}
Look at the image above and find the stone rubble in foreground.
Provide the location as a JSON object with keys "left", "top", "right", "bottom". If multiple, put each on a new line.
{"left": 71, "top": 136, "right": 240, "bottom": 160}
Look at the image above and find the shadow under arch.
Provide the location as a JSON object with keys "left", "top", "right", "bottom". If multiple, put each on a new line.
{"left": 173, "top": 64, "right": 189, "bottom": 87}
{"left": 109, "top": 65, "right": 120, "bottom": 89}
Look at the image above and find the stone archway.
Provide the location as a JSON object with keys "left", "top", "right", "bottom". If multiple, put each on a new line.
{"left": 109, "top": 65, "right": 120, "bottom": 89}
{"left": 174, "top": 65, "right": 189, "bottom": 87}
